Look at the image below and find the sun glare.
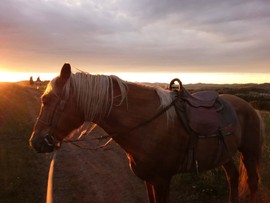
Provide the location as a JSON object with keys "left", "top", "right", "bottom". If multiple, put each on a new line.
{"left": 0, "top": 72, "right": 58, "bottom": 82}
{"left": 0, "top": 71, "right": 268, "bottom": 84}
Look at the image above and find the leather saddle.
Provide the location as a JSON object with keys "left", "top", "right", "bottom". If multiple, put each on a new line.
{"left": 170, "top": 78, "right": 237, "bottom": 137}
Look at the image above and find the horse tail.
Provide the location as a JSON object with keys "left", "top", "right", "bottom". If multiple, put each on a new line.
{"left": 239, "top": 110, "right": 264, "bottom": 198}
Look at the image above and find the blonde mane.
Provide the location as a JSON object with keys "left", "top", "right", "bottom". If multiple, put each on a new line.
{"left": 73, "top": 73, "right": 129, "bottom": 121}
{"left": 47, "top": 72, "right": 175, "bottom": 123}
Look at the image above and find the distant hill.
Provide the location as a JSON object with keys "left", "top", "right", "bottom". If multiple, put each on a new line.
{"left": 141, "top": 81, "right": 270, "bottom": 90}
{"left": 141, "top": 82, "right": 270, "bottom": 111}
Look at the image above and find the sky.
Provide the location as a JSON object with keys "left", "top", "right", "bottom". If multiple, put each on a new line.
{"left": 0, "top": 0, "right": 270, "bottom": 83}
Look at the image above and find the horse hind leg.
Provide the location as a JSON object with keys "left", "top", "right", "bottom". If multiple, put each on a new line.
{"left": 239, "top": 111, "right": 264, "bottom": 203}
{"left": 239, "top": 152, "right": 263, "bottom": 203}
{"left": 222, "top": 159, "right": 239, "bottom": 203}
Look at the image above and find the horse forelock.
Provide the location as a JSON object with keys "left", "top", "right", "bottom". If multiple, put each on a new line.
{"left": 43, "top": 77, "right": 58, "bottom": 96}
{"left": 44, "top": 76, "right": 71, "bottom": 98}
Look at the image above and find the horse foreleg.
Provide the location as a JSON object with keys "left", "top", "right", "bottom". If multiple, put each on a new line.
{"left": 145, "top": 177, "right": 171, "bottom": 203}
{"left": 222, "top": 159, "right": 239, "bottom": 203}
{"left": 145, "top": 181, "right": 155, "bottom": 203}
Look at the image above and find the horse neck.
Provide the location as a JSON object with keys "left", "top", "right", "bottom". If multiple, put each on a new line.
{"left": 96, "top": 82, "right": 182, "bottom": 167}
{"left": 97, "top": 82, "right": 161, "bottom": 141}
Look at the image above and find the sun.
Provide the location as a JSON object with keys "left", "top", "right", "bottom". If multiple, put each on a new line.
{"left": 0, "top": 72, "right": 58, "bottom": 82}
{"left": 0, "top": 72, "right": 26, "bottom": 82}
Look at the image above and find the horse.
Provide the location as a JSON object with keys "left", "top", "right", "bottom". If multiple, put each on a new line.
{"left": 29, "top": 63, "right": 264, "bottom": 203}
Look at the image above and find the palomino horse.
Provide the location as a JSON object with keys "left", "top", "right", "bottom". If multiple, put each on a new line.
{"left": 30, "top": 64, "right": 264, "bottom": 203}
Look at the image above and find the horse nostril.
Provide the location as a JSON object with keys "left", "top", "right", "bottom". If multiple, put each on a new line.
{"left": 44, "top": 134, "right": 55, "bottom": 147}
{"left": 29, "top": 133, "right": 54, "bottom": 153}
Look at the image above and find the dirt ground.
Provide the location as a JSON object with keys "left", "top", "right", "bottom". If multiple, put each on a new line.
{"left": 51, "top": 125, "right": 148, "bottom": 203}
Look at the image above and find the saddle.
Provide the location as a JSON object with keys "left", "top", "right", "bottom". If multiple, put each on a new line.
{"left": 170, "top": 78, "right": 237, "bottom": 137}
{"left": 169, "top": 78, "right": 238, "bottom": 172}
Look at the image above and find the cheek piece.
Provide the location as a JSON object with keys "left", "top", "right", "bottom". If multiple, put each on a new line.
{"left": 36, "top": 98, "right": 66, "bottom": 151}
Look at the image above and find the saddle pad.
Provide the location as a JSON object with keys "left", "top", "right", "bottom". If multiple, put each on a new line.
{"left": 185, "top": 98, "right": 237, "bottom": 136}
{"left": 186, "top": 105, "right": 220, "bottom": 136}
{"left": 185, "top": 91, "right": 219, "bottom": 108}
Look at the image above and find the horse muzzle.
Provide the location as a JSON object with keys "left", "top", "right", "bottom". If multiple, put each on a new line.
{"left": 29, "top": 132, "right": 56, "bottom": 153}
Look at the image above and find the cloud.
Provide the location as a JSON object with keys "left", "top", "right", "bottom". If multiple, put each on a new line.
{"left": 0, "top": 0, "right": 270, "bottom": 73}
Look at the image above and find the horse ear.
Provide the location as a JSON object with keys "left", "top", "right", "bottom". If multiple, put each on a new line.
{"left": 60, "top": 63, "right": 71, "bottom": 81}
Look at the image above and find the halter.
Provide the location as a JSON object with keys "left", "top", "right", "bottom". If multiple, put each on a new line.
{"left": 36, "top": 94, "right": 67, "bottom": 149}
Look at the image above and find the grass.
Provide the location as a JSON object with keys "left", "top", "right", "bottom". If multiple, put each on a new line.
{"left": 170, "top": 169, "right": 228, "bottom": 202}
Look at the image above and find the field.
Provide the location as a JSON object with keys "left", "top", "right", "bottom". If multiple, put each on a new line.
{"left": 0, "top": 81, "right": 269, "bottom": 203}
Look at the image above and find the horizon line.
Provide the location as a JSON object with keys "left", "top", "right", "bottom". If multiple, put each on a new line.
{"left": 0, "top": 71, "right": 269, "bottom": 84}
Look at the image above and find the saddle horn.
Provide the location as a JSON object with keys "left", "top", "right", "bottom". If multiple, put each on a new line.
{"left": 169, "top": 78, "right": 183, "bottom": 92}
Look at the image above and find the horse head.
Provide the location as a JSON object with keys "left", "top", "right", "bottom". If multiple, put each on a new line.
{"left": 29, "top": 63, "right": 84, "bottom": 153}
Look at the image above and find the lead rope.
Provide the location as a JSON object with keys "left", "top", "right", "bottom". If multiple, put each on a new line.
{"left": 65, "top": 138, "right": 113, "bottom": 150}
{"left": 97, "top": 98, "right": 177, "bottom": 140}
{"left": 63, "top": 123, "right": 113, "bottom": 150}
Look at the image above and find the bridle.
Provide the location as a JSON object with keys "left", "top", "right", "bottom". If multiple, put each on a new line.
{"left": 36, "top": 94, "right": 67, "bottom": 149}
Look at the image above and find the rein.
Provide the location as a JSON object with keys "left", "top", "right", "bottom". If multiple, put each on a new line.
{"left": 100, "top": 97, "right": 177, "bottom": 140}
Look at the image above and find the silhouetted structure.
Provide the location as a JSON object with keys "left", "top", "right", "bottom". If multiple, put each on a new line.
{"left": 29, "top": 76, "right": 34, "bottom": 87}
{"left": 36, "top": 76, "right": 42, "bottom": 89}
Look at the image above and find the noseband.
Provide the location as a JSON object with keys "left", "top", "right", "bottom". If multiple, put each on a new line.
{"left": 36, "top": 95, "right": 67, "bottom": 149}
